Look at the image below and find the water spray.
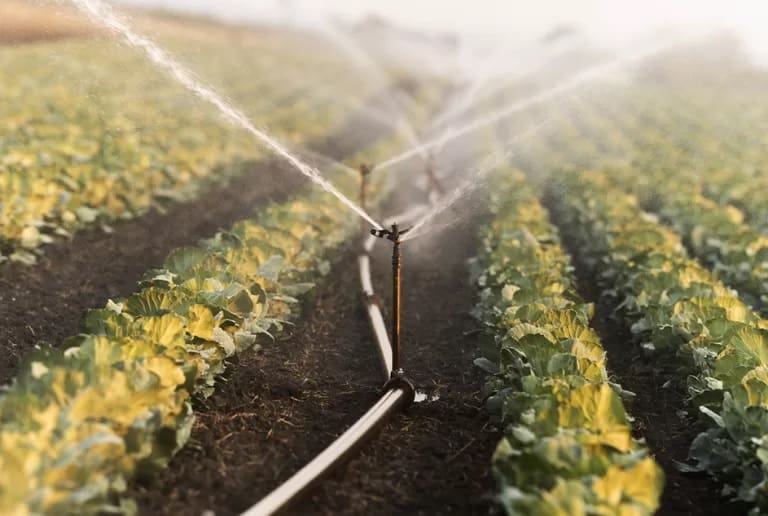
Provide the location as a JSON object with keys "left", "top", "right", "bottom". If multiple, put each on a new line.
{"left": 370, "top": 223, "right": 410, "bottom": 375}
{"left": 71, "top": 0, "right": 383, "bottom": 230}
{"left": 424, "top": 151, "right": 445, "bottom": 197}
{"left": 374, "top": 38, "right": 681, "bottom": 174}
{"left": 358, "top": 163, "right": 372, "bottom": 212}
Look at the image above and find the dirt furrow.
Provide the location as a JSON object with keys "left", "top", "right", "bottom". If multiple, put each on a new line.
{"left": 301, "top": 213, "right": 498, "bottom": 516}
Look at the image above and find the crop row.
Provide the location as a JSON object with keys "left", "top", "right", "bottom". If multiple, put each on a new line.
{"left": 472, "top": 168, "right": 662, "bottom": 515}
{"left": 550, "top": 170, "right": 768, "bottom": 509}
{"left": 0, "top": 33, "right": 373, "bottom": 263}
{"left": 572, "top": 88, "right": 768, "bottom": 236}
{"left": 699, "top": 170, "right": 768, "bottom": 234}
{"left": 551, "top": 91, "right": 768, "bottom": 317}
{"left": 0, "top": 123, "right": 412, "bottom": 515}
{"left": 588, "top": 166, "right": 768, "bottom": 316}
{"left": 512, "top": 83, "right": 768, "bottom": 189}
{"left": 506, "top": 87, "right": 768, "bottom": 321}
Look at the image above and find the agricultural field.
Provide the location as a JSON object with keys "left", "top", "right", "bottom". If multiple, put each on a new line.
{"left": 4, "top": 1, "right": 768, "bottom": 516}
{"left": 0, "top": 2, "right": 386, "bottom": 264}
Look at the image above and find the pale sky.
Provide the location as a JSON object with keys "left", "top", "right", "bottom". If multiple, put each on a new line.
{"left": 114, "top": 0, "right": 768, "bottom": 63}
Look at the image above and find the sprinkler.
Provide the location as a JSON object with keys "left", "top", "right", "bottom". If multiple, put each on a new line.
{"left": 371, "top": 223, "right": 410, "bottom": 375}
{"left": 358, "top": 163, "right": 372, "bottom": 234}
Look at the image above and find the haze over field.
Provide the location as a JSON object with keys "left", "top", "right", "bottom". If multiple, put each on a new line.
{"left": 114, "top": 0, "right": 768, "bottom": 64}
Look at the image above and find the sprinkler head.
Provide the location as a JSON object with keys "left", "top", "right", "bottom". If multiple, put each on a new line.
{"left": 358, "top": 163, "right": 372, "bottom": 177}
{"left": 371, "top": 223, "right": 411, "bottom": 242}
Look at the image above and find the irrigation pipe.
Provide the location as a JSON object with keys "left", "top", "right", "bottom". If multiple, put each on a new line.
{"left": 240, "top": 200, "right": 430, "bottom": 516}
{"left": 241, "top": 386, "right": 413, "bottom": 516}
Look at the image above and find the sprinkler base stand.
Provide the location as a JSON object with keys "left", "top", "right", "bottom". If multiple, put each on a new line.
{"left": 383, "top": 369, "right": 416, "bottom": 408}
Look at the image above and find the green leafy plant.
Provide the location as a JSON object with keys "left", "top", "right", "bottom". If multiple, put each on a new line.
{"left": 0, "top": 125, "right": 415, "bottom": 514}
{"left": 472, "top": 168, "right": 663, "bottom": 515}
{"left": 550, "top": 170, "right": 768, "bottom": 511}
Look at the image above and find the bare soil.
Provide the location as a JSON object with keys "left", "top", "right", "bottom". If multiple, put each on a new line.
{"left": 303, "top": 214, "right": 498, "bottom": 516}
{"left": 0, "top": 1, "right": 96, "bottom": 44}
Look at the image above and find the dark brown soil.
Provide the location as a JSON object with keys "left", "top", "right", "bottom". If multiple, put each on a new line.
{"left": 130, "top": 146, "right": 498, "bottom": 515}
{"left": 303, "top": 215, "right": 498, "bottom": 516}
{"left": 544, "top": 194, "right": 747, "bottom": 516}
{"left": 0, "top": 93, "right": 392, "bottom": 387}
{"left": 0, "top": 1, "right": 96, "bottom": 45}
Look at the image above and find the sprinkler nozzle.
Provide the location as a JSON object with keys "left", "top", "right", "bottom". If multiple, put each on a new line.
{"left": 358, "top": 163, "right": 372, "bottom": 177}
{"left": 371, "top": 223, "right": 411, "bottom": 242}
